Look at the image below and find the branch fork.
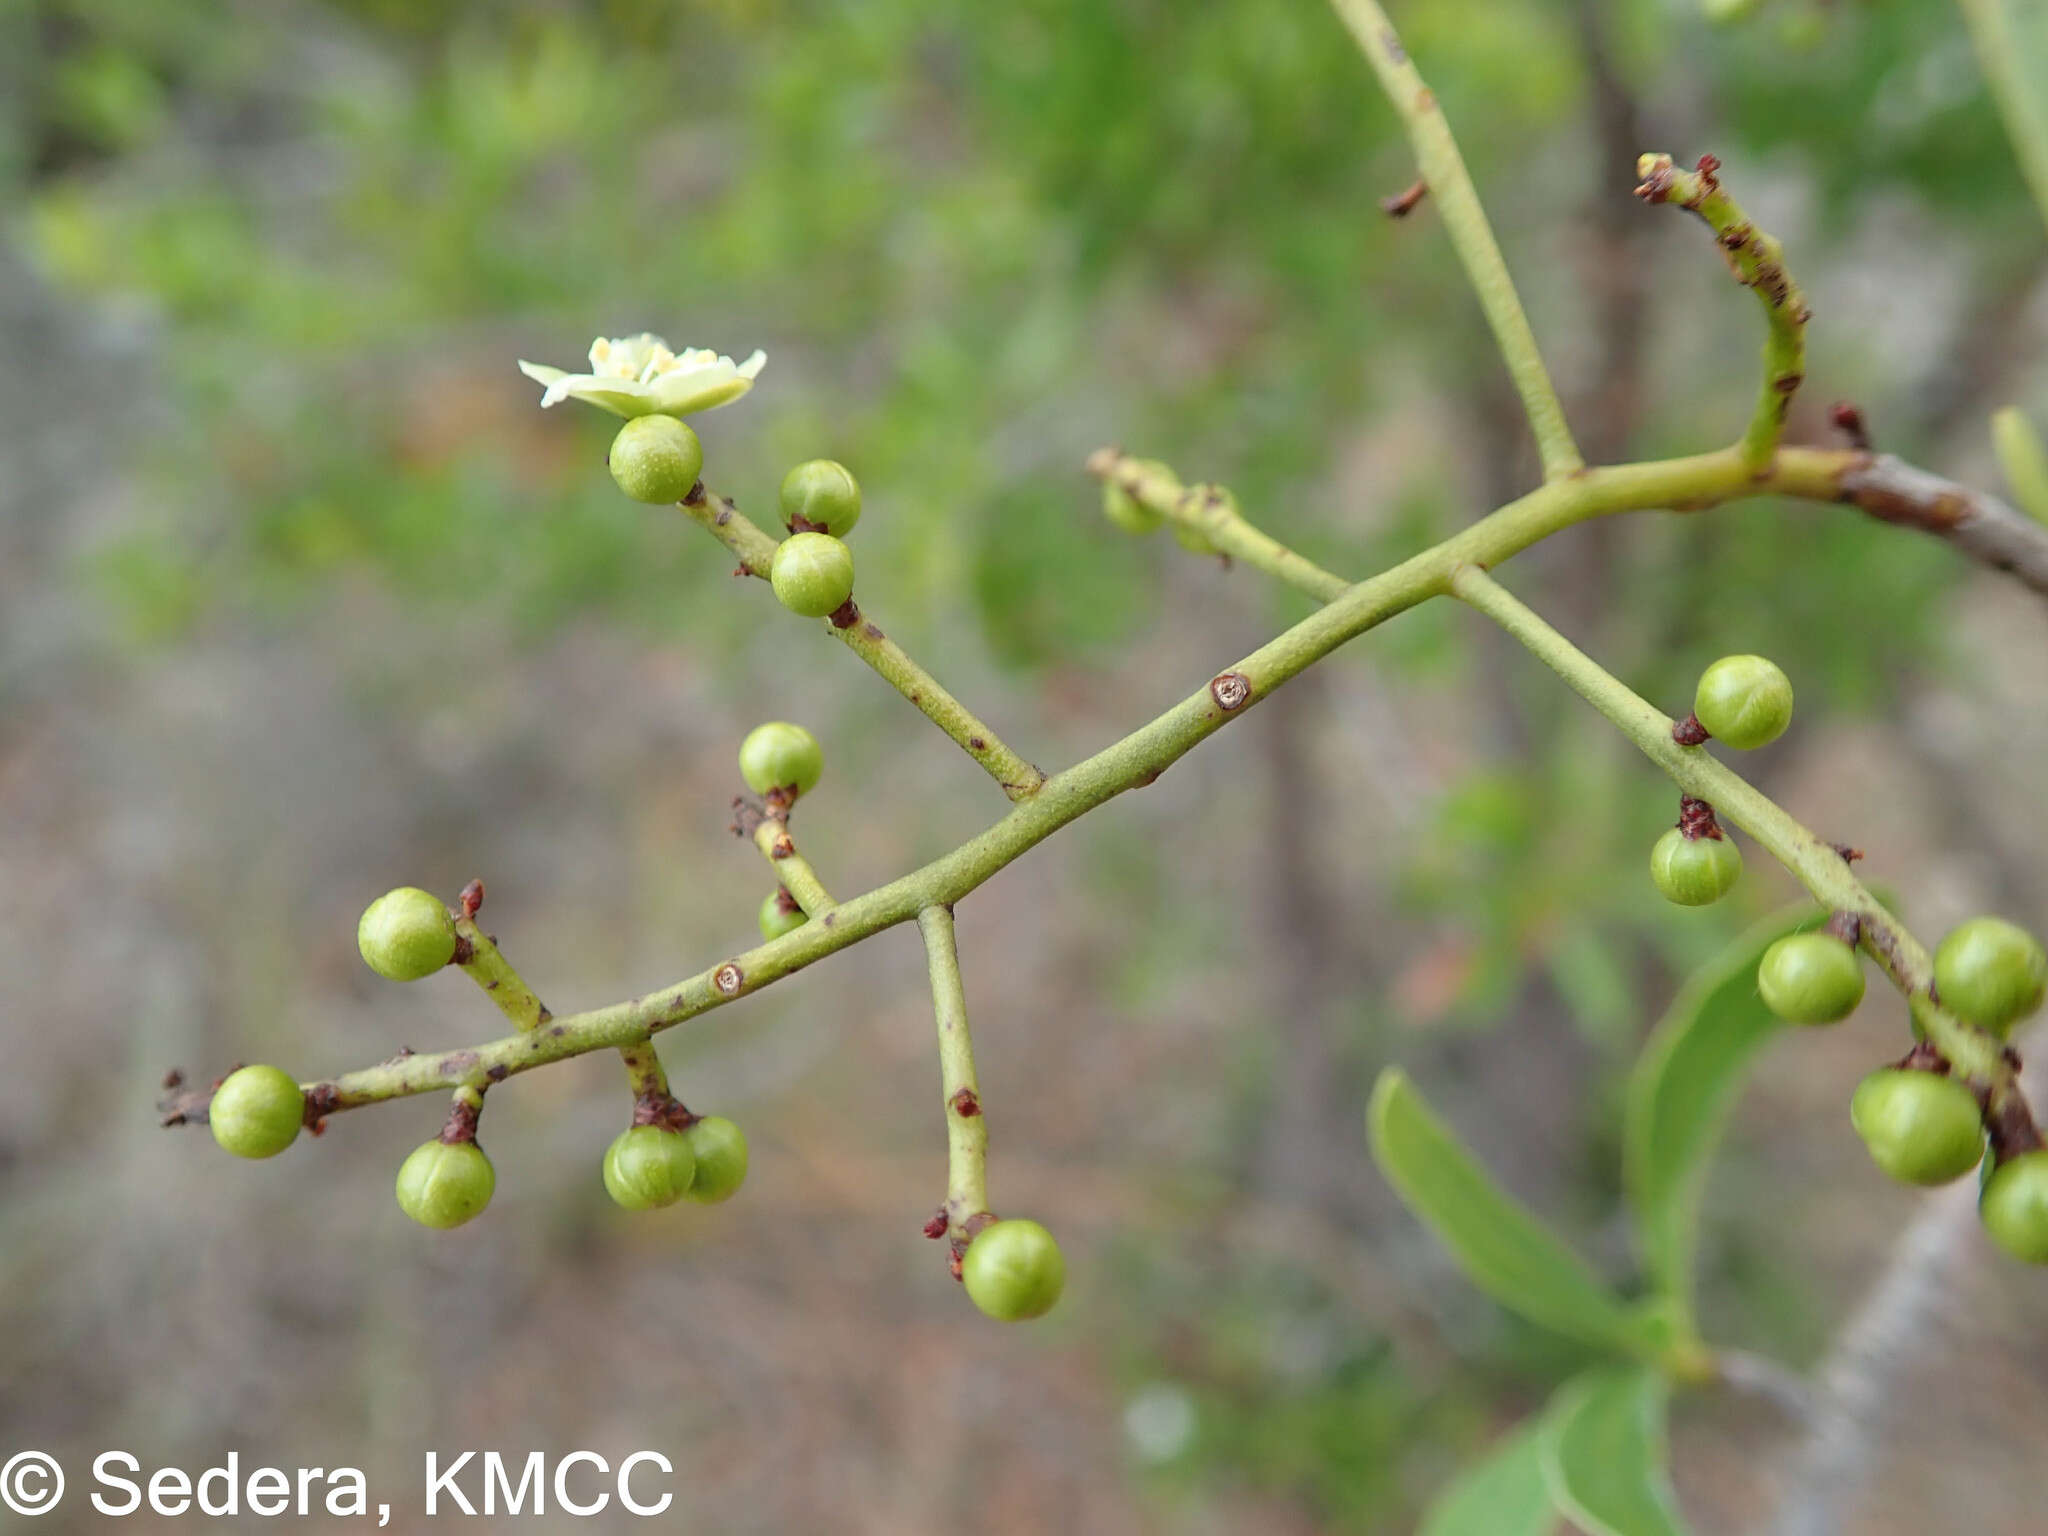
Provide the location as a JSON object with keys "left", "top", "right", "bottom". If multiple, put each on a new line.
{"left": 164, "top": 8, "right": 2048, "bottom": 1327}
{"left": 1635, "top": 151, "right": 1809, "bottom": 469}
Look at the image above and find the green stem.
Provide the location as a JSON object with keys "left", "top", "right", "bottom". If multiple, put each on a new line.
{"left": 1449, "top": 565, "right": 2010, "bottom": 1091}
{"left": 216, "top": 443, "right": 2018, "bottom": 1120}
{"left": 750, "top": 817, "right": 837, "bottom": 917}
{"left": 1325, "top": 0, "right": 1583, "bottom": 480}
{"left": 834, "top": 617, "right": 1044, "bottom": 799}
{"left": 918, "top": 904, "right": 990, "bottom": 1239}
{"left": 1086, "top": 450, "right": 1350, "bottom": 600}
{"left": 680, "top": 484, "right": 1046, "bottom": 801}
{"left": 454, "top": 915, "right": 551, "bottom": 1031}
{"left": 460, "top": 909, "right": 664, "bottom": 1102}
{"left": 617, "top": 1038, "right": 671, "bottom": 1103}
{"left": 1956, "top": 0, "right": 2048, "bottom": 239}
{"left": 1101, "top": 449, "right": 2017, "bottom": 1091}
{"left": 1634, "top": 153, "right": 1810, "bottom": 472}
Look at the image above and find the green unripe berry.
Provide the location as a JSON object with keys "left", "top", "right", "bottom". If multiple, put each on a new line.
{"left": 738, "top": 721, "right": 824, "bottom": 800}
{"left": 602, "top": 1124, "right": 698, "bottom": 1211}
{"left": 780, "top": 459, "right": 862, "bottom": 537}
{"left": 759, "top": 889, "right": 806, "bottom": 941}
{"left": 607, "top": 415, "right": 704, "bottom": 504}
{"left": 1757, "top": 932, "right": 1866, "bottom": 1025}
{"left": 1849, "top": 1069, "right": 1985, "bottom": 1187}
{"left": 1100, "top": 460, "right": 1175, "bottom": 535}
{"left": 1979, "top": 1149, "right": 2048, "bottom": 1264}
{"left": 1649, "top": 828, "right": 1742, "bottom": 907}
{"left": 395, "top": 1138, "right": 496, "bottom": 1229}
{"left": 209, "top": 1065, "right": 305, "bottom": 1159}
{"left": 770, "top": 531, "right": 855, "bottom": 618}
{"left": 680, "top": 1116, "right": 749, "bottom": 1203}
{"left": 1692, "top": 654, "right": 1794, "bottom": 750}
{"left": 357, "top": 888, "right": 457, "bottom": 982}
{"left": 961, "top": 1218, "right": 1066, "bottom": 1321}
{"left": 1932, "top": 917, "right": 2047, "bottom": 1036}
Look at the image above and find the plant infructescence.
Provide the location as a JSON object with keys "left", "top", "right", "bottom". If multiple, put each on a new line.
{"left": 157, "top": 0, "right": 2048, "bottom": 1520}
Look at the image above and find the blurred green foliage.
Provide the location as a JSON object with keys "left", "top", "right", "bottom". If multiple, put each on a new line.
{"left": 12, "top": 0, "right": 2026, "bottom": 668}
{"left": 7, "top": 0, "right": 2041, "bottom": 1527}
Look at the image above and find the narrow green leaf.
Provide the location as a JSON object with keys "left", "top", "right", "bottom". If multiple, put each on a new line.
{"left": 1541, "top": 1367, "right": 1689, "bottom": 1536}
{"left": 1418, "top": 1420, "right": 1557, "bottom": 1536}
{"left": 1623, "top": 903, "right": 1824, "bottom": 1306}
{"left": 1367, "top": 1069, "right": 1647, "bottom": 1353}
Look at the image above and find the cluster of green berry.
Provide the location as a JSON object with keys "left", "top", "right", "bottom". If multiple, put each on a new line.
{"left": 1843, "top": 918, "right": 2048, "bottom": 1262}
{"left": 609, "top": 417, "right": 862, "bottom": 620}
{"left": 210, "top": 704, "right": 1070, "bottom": 1319}
{"left": 608, "top": 413, "right": 868, "bottom": 748}
{"left": 1646, "top": 654, "right": 1794, "bottom": 906}
{"left": 1639, "top": 652, "right": 2048, "bottom": 1261}
{"left": 208, "top": 882, "right": 751, "bottom": 1231}
{"left": 769, "top": 459, "right": 861, "bottom": 618}
{"left": 1741, "top": 913, "right": 2045, "bottom": 1047}
{"left": 1757, "top": 914, "right": 2046, "bottom": 1251}
{"left": 600, "top": 1115, "right": 748, "bottom": 1213}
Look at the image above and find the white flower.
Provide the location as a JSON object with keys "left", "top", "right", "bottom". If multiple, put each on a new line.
{"left": 516, "top": 333, "right": 766, "bottom": 418}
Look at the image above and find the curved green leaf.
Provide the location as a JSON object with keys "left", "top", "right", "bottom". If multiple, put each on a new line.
{"left": 1541, "top": 1367, "right": 1689, "bottom": 1536}
{"left": 1623, "top": 903, "right": 1824, "bottom": 1307}
{"left": 1367, "top": 1069, "right": 1647, "bottom": 1353}
{"left": 1418, "top": 1420, "right": 1557, "bottom": 1536}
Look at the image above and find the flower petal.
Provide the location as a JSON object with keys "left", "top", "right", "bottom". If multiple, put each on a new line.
{"left": 648, "top": 365, "right": 756, "bottom": 415}
{"left": 528, "top": 371, "right": 663, "bottom": 416}
{"left": 520, "top": 341, "right": 762, "bottom": 416}
{"left": 566, "top": 386, "right": 664, "bottom": 417}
